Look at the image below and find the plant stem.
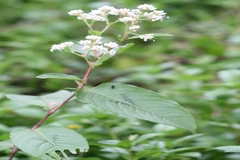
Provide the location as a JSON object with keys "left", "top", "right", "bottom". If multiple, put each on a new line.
{"left": 9, "top": 146, "right": 18, "bottom": 160}
{"left": 9, "top": 66, "right": 92, "bottom": 160}
{"left": 105, "top": 126, "right": 119, "bottom": 140}
{"left": 101, "top": 25, "right": 110, "bottom": 34}
{"left": 127, "top": 149, "right": 133, "bottom": 160}
{"left": 31, "top": 92, "right": 76, "bottom": 130}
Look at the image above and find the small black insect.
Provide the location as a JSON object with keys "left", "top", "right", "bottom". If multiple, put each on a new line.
{"left": 111, "top": 85, "right": 115, "bottom": 89}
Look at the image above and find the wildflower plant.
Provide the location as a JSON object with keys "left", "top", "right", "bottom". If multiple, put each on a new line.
{"left": 6, "top": 4, "right": 196, "bottom": 160}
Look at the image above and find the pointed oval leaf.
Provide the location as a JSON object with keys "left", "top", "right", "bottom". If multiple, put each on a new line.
{"left": 6, "top": 90, "right": 73, "bottom": 109}
{"left": 88, "top": 30, "right": 102, "bottom": 36}
{"left": 132, "top": 133, "right": 163, "bottom": 146}
{"left": 71, "top": 44, "right": 89, "bottom": 55}
{"left": 76, "top": 83, "right": 196, "bottom": 133}
{"left": 172, "top": 133, "right": 205, "bottom": 145}
{"left": 117, "top": 43, "right": 134, "bottom": 53}
{"left": 214, "top": 146, "right": 240, "bottom": 153}
{"left": 36, "top": 73, "right": 81, "bottom": 81}
{"left": 94, "top": 54, "right": 113, "bottom": 67}
{"left": 10, "top": 125, "right": 89, "bottom": 160}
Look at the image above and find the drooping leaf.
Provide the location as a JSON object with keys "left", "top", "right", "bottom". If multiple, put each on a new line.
{"left": 129, "top": 33, "right": 173, "bottom": 40}
{"left": 88, "top": 30, "right": 102, "bottom": 36}
{"left": 132, "top": 150, "right": 161, "bottom": 160}
{"left": 76, "top": 83, "right": 196, "bottom": 133}
{"left": 71, "top": 44, "right": 89, "bottom": 55}
{"left": 172, "top": 134, "right": 205, "bottom": 146}
{"left": 217, "top": 69, "right": 240, "bottom": 83}
{"left": 214, "top": 146, "right": 240, "bottom": 153}
{"left": 131, "top": 133, "right": 163, "bottom": 146}
{"left": 94, "top": 54, "right": 113, "bottom": 67}
{"left": 177, "top": 152, "right": 202, "bottom": 158}
{"left": 6, "top": 90, "right": 73, "bottom": 109}
{"left": 153, "top": 33, "right": 174, "bottom": 37}
{"left": 117, "top": 43, "right": 134, "bottom": 53}
{"left": 167, "top": 146, "right": 209, "bottom": 153}
{"left": 36, "top": 73, "right": 81, "bottom": 81}
{"left": 10, "top": 125, "right": 89, "bottom": 160}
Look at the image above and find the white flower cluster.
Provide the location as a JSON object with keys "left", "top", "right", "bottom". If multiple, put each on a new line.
{"left": 68, "top": 4, "right": 167, "bottom": 33}
{"left": 143, "top": 10, "right": 167, "bottom": 22}
{"left": 139, "top": 34, "right": 154, "bottom": 42}
{"left": 51, "top": 4, "right": 167, "bottom": 53}
{"left": 50, "top": 41, "right": 74, "bottom": 52}
{"left": 79, "top": 35, "right": 119, "bottom": 56}
{"left": 137, "top": 4, "right": 156, "bottom": 11}
{"left": 68, "top": 6, "right": 120, "bottom": 21}
{"left": 129, "top": 25, "right": 140, "bottom": 32}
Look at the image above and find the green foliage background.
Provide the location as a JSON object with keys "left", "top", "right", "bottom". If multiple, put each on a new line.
{"left": 1, "top": 0, "right": 240, "bottom": 159}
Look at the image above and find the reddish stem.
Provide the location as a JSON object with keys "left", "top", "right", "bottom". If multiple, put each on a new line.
{"left": 31, "top": 92, "right": 76, "bottom": 130}
{"left": 9, "top": 146, "right": 19, "bottom": 160}
{"left": 9, "top": 66, "right": 92, "bottom": 160}
{"left": 82, "top": 66, "right": 92, "bottom": 84}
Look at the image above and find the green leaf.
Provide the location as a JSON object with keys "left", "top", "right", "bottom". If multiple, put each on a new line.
{"left": 76, "top": 83, "right": 196, "bottom": 133}
{"left": 167, "top": 146, "right": 208, "bottom": 153}
{"left": 132, "top": 150, "right": 161, "bottom": 160}
{"left": 88, "top": 30, "right": 102, "bottom": 36}
{"left": 217, "top": 69, "right": 240, "bottom": 83}
{"left": 10, "top": 125, "right": 89, "bottom": 160}
{"left": 177, "top": 152, "right": 202, "bottom": 158}
{"left": 94, "top": 54, "right": 113, "bottom": 67}
{"left": 0, "top": 140, "right": 12, "bottom": 151}
{"left": 172, "top": 134, "right": 205, "bottom": 146}
{"left": 71, "top": 44, "right": 89, "bottom": 55}
{"left": 117, "top": 43, "right": 134, "bottom": 53}
{"left": 214, "top": 146, "right": 240, "bottom": 153}
{"left": 36, "top": 73, "right": 81, "bottom": 81}
{"left": 129, "top": 33, "right": 173, "bottom": 39}
{"left": 153, "top": 33, "right": 174, "bottom": 37}
{"left": 6, "top": 90, "right": 73, "bottom": 109}
{"left": 132, "top": 133, "right": 162, "bottom": 146}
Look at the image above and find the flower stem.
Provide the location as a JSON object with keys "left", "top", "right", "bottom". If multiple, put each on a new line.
{"left": 9, "top": 66, "right": 92, "bottom": 160}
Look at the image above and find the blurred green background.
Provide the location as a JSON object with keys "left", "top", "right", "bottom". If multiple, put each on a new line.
{"left": 1, "top": 0, "right": 240, "bottom": 159}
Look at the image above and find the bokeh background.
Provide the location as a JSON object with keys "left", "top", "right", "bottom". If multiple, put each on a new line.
{"left": 1, "top": 0, "right": 240, "bottom": 159}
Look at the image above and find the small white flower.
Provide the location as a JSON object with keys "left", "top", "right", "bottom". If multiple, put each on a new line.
{"left": 50, "top": 41, "right": 73, "bottom": 52}
{"left": 119, "top": 8, "right": 130, "bottom": 16}
{"left": 137, "top": 4, "right": 156, "bottom": 11}
{"left": 61, "top": 41, "right": 74, "bottom": 47}
{"left": 104, "top": 42, "right": 119, "bottom": 49}
{"left": 98, "top": 6, "right": 115, "bottom": 13}
{"left": 139, "top": 34, "right": 154, "bottom": 42}
{"left": 89, "top": 10, "right": 106, "bottom": 21}
{"left": 79, "top": 40, "right": 92, "bottom": 46}
{"left": 91, "top": 45, "right": 108, "bottom": 55}
{"left": 131, "top": 9, "right": 142, "bottom": 15}
{"left": 128, "top": 9, "right": 142, "bottom": 19}
{"left": 77, "top": 13, "right": 91, "bottom": 20}
{"left": 109, "top": 8, "right": 120, "bottom": 15}
{"left": 109, "top": 49, "right": 117, "bottom": 56}
{"left": 143, "top": 10, "right": 166, "bottom": 21}
{"left": 68, "top": 10, "right": 83, "bottom": 16}
{"left": 153, "top": 10, "right": 166, "bottom": 16}
{"left": 152, "top": 10, "right": 167, "bottom": 21}
{"left": 79, "top": 40, "right": 91, "bottom": 51}
{"left": 129, "top": 25, "right": 140, "bottom": 32}
{"left": 82, "top": 45, "right": 91, "bottom": 50}
{"left": 50, "top": 44, "right": 64, "bottom": 52}
{"left": 119, "top": 17, "right": 134, "bottom": 23}
{"left": 86, "top": 35, "right": 102, "bottom": 41}
{"left": 90, "top": 9, "right": 104, "bottom": 16}
{"left": 91, "top": 15, "right": 106, "bottom": 21}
